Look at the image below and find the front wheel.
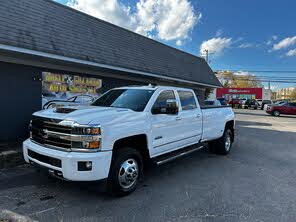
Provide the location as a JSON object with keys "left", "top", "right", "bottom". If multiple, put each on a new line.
{"left": 272, "top": 110, "right": 280, "bottom": 117}
{"left": 107, "top": 147, "right": 143, "bottom": 196}
{"left": 210, "top": 129, "right": 233, "bottom": 155}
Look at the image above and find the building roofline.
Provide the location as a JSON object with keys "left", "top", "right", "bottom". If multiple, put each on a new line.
{"left": 0, "top": 44, "right": 221, "bottom": 88}
{"left": 47, "top": 0, "right": 205, "bottom": 63}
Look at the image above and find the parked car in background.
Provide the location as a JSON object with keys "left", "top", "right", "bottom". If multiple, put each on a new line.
{"left": 266, "top": 102, "right": 296, "bottom": 116}
{"left": 43, "top": 95, "right": 96, "bottom": 109}
{"left": 256, "top": 99, "right": 263, "bottom": 107}
{"left": 204, "top": 99, "right": 222, "bottom": 106}
{"left": 217, "top": 97, "right": 227, "bottom": 105}
{"left": 261, "top": 99, "right": 272, "bottom": 110}
{"left": 228, "top": 99, "right": 240, "bottom": 108}
{"left": 244, "top": 99, "right": 260, "bottom": 109}
{"left": 265, "top": 100, "right": 288, "bottom": 111}
{"left": 239, "top": 98, "right": 247, "bottom": 108}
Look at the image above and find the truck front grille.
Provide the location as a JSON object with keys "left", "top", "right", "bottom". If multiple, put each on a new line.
{"left": 31, "top": 116, "right": 72, "bottom": 150}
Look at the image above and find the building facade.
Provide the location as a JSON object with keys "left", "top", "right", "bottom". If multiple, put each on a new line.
{"left": 0, "top": 0, "right": 221, "bottom": 141}
{"left": 216, "top": 88, "right": 264, "bottom": 100}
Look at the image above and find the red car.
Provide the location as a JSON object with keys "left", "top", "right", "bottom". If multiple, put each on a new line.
{"left": 228, "top": 99, "right": 240, "bottom": 108}
{"left": 266, "top": 102, "right": 296, "bottom": 116}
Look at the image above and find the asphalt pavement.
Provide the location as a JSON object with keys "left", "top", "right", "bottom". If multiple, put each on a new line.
{"left": 1, "top": 109, "right": 296, "bottom": 222}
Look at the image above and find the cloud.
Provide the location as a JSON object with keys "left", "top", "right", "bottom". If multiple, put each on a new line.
{"left": 176, "top": 40, "right": 183, "bottom": 46}
{"left": 238, "top": 43, "right": 253, "bottom": 48}
{"left": 215, "top": 29, "right": 223, "bottom": 37}
{"left": 266, "top": 35, "right": 278, "bottom": 46}
{"left": 272, "top": 36, "right": 296, "bottom": 50}
{"left": 67, "top": 0, "right": 135, "bottom": 30}
{"left": 286, "top": 48, "right": 296, "bottom": 57}
{"left": 200, "top": 37, "right": 232, "bottom": 56}
{"left": 67, "top": 0, "right": 200, "bottom": 45}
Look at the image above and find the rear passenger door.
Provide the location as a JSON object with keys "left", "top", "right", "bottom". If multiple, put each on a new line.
{"left": 176, "top": 90, "right": 202, "bottom": 145}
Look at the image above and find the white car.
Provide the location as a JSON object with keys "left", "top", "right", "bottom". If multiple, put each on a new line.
{"left": 43, "top": 95, "right": 95, "bottom": 109}
{"left": 23, "top": 85, "right": 235, "bottom": 196}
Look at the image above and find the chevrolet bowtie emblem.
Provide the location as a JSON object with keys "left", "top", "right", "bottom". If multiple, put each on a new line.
{"left": 42, "top": 129, "right": 49, "bottom": 139}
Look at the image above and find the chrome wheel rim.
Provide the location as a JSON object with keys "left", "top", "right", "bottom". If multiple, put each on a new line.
{"left": 225, "top": 132, "right": 231, "bottom": 151}
{"left": 274, "top": 111, "right": 280, "bottom": 116}
{"left": 118, "top": 158, "right": 139, "bottom": 189}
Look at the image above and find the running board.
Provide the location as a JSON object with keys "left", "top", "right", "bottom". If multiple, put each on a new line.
{"left": 153, "top": 144, "right": 205, "bottom": 166}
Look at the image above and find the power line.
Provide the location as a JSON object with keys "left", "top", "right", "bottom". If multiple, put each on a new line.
{"left": 216, "top": 69, "right": 296, "bottom": 73}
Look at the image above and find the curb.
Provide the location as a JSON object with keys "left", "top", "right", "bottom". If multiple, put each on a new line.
{"left": 0, "top": 150, "right": 25, "bottom": 169}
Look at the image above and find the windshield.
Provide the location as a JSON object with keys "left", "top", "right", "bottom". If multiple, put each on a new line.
{"left": 92, "top": 89, "right": 155, "bottom": 112}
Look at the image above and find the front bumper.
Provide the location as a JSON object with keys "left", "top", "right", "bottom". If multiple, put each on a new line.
{"left": 23, "top": 139, "right": 112, "bottom": 181}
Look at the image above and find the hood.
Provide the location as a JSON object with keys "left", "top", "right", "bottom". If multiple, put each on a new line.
{"left": 34, "top": 105, "right": 141, "bottom": 125}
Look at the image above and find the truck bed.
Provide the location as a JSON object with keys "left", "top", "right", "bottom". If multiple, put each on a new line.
{"left": 200, "top": 106, "right": 234, "bottom": 142}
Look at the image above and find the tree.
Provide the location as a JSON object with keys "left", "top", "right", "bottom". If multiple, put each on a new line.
{"left": 205, "top": 88, "right": 213, "bottom": 100}
{"left": 216, "top": 71, "right": 262, "bottom": 88}
{"left": 290, "top": 89, "right": 296, "bottom": 100}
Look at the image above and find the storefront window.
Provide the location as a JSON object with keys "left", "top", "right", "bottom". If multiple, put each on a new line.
{"left": 42, "top": 72, "right": 102, "bottom": 109}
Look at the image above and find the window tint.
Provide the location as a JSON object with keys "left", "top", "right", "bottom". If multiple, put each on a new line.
{"left": 92, "top": 89, "right": 155, "bottom": 112}
{"left": 288, "top": 103, "right": 296, "bottom": 107}
{"left": 178, "top": 91, "right": 197, "bottom": 110}
{"left": 152, "top": 90, "right": 175, "bottom": 109}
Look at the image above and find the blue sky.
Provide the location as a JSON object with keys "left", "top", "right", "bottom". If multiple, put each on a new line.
{"left": 56, "top": 0, "right": 296, "bottom": 89}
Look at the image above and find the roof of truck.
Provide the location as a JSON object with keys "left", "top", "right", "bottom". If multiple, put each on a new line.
{"left": 116, "top": 85, "right": 194, "bottom": 91}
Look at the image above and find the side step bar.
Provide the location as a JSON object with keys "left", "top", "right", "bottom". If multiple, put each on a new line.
{"left": 153, "top": 143, "right": 205, "bottom": 166}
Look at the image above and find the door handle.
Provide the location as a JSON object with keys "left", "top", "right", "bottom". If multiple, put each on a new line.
{"left": 176, "top": 117, "right": 181, "bottom": 121}
{"left": 196, "top": 114, "right": 201, "bottom": 118}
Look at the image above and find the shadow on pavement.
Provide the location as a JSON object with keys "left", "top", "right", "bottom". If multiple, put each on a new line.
{"left": 235, "top": 120, "right": 272, "bottom": 127}
{"left": 235, "top": 111, "right": 296, "bottom": 119}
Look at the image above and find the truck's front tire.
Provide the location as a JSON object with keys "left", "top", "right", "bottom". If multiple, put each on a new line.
{"left": 107, "top": 147, "right": 143, "bottom": 196}
{"left": 210, "top": 129, "right": 233, "bottom": 155}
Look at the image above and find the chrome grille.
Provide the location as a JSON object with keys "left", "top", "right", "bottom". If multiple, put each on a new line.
{"left": 31, "top": 116, "right": 72, "bottom": 150}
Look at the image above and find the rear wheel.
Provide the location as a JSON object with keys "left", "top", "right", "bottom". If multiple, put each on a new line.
{"left": 210, "top": 129, "right": 233, "bottom": 155}
{"left": 107, "top": 147, "right": 143, "bottom": 196}
{"left": 272, "top": 110, "right": 280, "bottom": 117}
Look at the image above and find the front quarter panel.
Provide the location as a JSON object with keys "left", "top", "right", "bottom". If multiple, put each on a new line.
{"left": 99, "top": 112, "right": 150, "bottom": 151}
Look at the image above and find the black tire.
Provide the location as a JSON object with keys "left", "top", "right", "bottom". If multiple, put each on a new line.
{"left": 272, "top": 110, "right": 280, "bottom": 117}
{"left": 209, "top": 129, "right": 233, "bottom": 155}
{"left": 107, "top": 147, "right": 143, "bottom": 196}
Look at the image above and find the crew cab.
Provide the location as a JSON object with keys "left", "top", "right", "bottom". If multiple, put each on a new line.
{"left": 266, "top": 102, "right": 296, "bottom": 116}
{"left": 23, "top": 85, "right": 235, "bottom": 196}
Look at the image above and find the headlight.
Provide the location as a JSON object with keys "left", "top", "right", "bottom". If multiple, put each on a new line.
{"left": 73, "top": 126, "right": 101, "bottom": 135}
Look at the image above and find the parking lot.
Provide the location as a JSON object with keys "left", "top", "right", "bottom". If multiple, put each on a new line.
{"left": 1, "top": 109, "right": 296, "bottom": 222}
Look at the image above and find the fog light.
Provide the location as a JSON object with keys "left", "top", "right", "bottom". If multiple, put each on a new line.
{"left": 78, "top": 161, "right": 93, "bottom": 171}
{"left": 85, "top": 161, "right": 92, "bottom": 169}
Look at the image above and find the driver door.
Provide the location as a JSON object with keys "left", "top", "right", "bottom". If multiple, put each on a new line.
{"left": 150, "top": 90, "right": 183, "bottom": 157}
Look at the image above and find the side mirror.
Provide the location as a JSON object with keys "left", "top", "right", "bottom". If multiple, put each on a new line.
{"left": 152, "top": 99, "right": 178, "bottom": 115}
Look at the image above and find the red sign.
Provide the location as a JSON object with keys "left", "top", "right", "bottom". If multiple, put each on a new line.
{"left": 216, "top": 88, "right": 263, "bottom": 99}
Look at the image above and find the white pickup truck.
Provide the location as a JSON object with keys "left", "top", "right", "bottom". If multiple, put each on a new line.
{"left": 23, "top": 85, "right": 235, "bottom": 196}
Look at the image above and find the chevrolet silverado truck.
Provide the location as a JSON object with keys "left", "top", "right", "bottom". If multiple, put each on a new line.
{"left": 23, "top": 85, "right": 235, "bottom": 196}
